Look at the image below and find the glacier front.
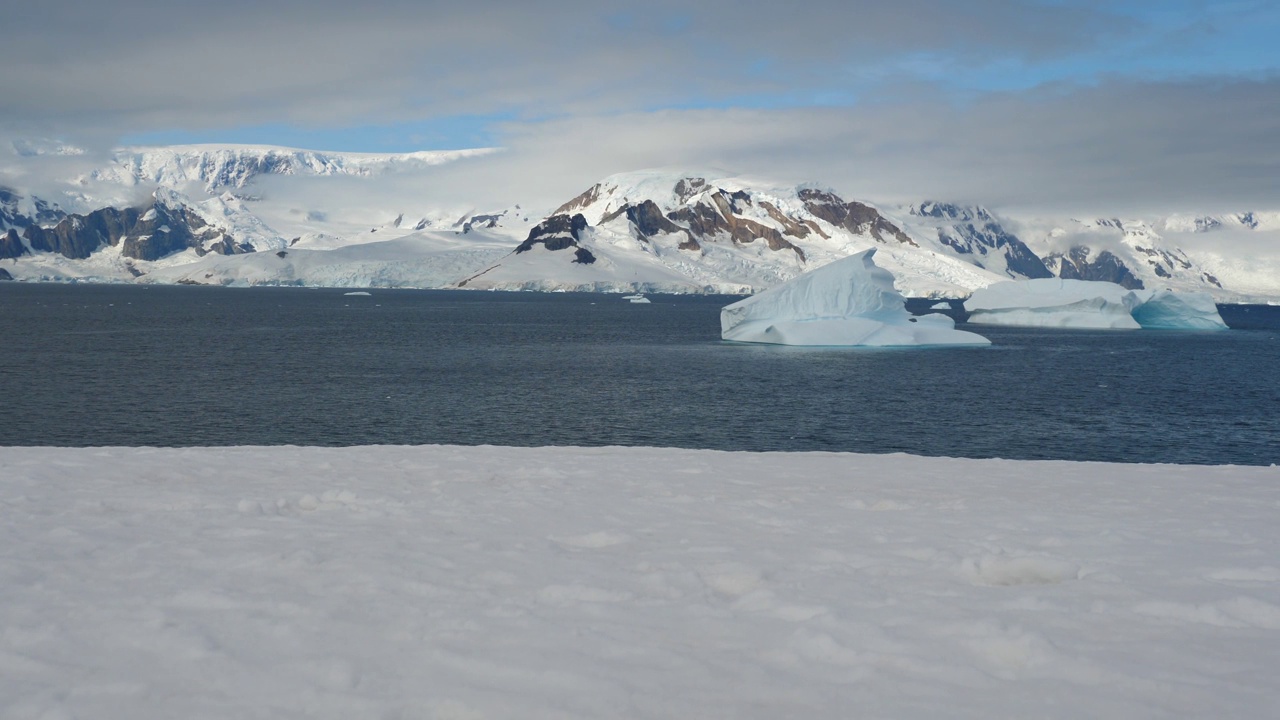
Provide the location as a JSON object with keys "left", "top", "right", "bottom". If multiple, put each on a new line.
{"left": 966, "top": 278, "right": 1227, "bottom": 330}
{"left": 720, "top": 249, "right": 991, "bottom": 346}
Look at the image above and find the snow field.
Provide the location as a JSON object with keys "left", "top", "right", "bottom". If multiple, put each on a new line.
{"left": 2, "top": 445, "right": 1278, "bottom": 719}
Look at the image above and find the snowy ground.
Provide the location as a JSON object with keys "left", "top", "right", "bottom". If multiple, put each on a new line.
{"left": 2, "top": 445, "right": 1278, "bottom": 719}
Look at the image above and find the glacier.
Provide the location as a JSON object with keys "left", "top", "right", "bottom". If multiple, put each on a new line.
{"left": 966, "top": 278, "right": 1227, "bottom": 330}
{"left": 720, "top": 249, "right": 991, "bottom": 346}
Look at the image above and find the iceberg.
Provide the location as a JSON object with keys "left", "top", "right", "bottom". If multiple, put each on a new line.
{"left": 1131, "top": 289, "right": 1228, "bottom": 330}
{"left": 966, "top": 279, "right": 1227, "bottom": 330}
{"left": 720, "top": 249, "right": 991, "bottom": 346}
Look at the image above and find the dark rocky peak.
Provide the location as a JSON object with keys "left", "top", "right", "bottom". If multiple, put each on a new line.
{"left": 1048, "top": 247, "right": 1143, "bottom": 289}
{"left": 20, "top": 191, "right": 253, "bottom": 262}
{"left": 1, "top": 228, "right": 27, "bottom": 259}
{"left": 24, "top": 206, "right": 140, "bottom": 260}
{"left": 798, "top": 188, "right": 916, "bottom": 247}
{"left": 0, "top": 186, "right": 66, "bottom": 230}
{"left": 727, "top": 189, "right": 752, "bottom": 214}
{"left": 922, "top": 205, "right": 1051, "bottom": 279}
{"left": 462, "top": 211, "right": 507, "bottom": 234}
{"left": 667, "top": 191, "right": 806, "bottom": 260}
{"left": 674, "top": 177, "right": 708, "bottom": 204}
{"left": 757, "top": 200, "right": 825, "bottom": 240}
{"left": 600, "top": 200, "right": 701, "bottom": 251}
{"left": 1238, "top": 212, "right": 1260, "bottom": 229}
{"left": 120, "top": 198, "right": 209, "bottom": 260}
{"left": 553, "top": 184, "right": 604, "bottom": 216}
{"left": 515, "top": 213, "right": 590, "bottom": 255}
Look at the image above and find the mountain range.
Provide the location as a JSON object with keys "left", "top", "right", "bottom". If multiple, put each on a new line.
{"left": 2, "top": 143, "right": 1277, "bottom": 301}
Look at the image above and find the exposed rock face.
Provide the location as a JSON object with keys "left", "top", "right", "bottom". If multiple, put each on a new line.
{"left": 1129, "top": 243, "right": 1202, "bottom": 284}
{"left": 461, "top": 211, "right": 506, "bottom": 234}
{"left": 553, "top": 185, "right": 603, "bottom": 216}
{"left": 0, "top": 267, "right": 13, "bottom": 281}
{"left": 911, "top": 202, "right": 1052, "bottom": 279}
{"left": 624, "top": 200, "right": 686, "bottom": 239}
{"left": 667, "top": 189, "right": 807, "bottom": 260}
{"left": 25, "top": 207, "right": 141, "bottom": 259}
{"left": 0, "top": 187, "right": 66, "bottom": 230}
{"left": 20, "top": 196, "right": 254, "bottom": 262}
{"left": 674, "top": 177, "right": 709, "bottom": 203}
{"left": 1, "top": 229, "right": 27, "bottom": 259}
{"left": 599, "top": 199, "right": 701, "bottom": 250}
{"left": 1048, "top": 247, "right": 1144, "bottom": 289}
{"left": 515, "top": 213, "right": 590, "bottom": 254}
{"left": 799, "top": 189, "right": 916, "bottom": 247}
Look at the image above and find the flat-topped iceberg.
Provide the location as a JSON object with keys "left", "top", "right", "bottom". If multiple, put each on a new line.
{"left": 720, "top": 249, "right": 991, "bottom": 346}
{"left": 967, "top": 278, "right": 1227, "bottom": 330}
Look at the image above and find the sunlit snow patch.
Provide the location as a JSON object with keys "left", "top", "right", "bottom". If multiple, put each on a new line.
{"left": 967, "top": 278, "right": 1227, "bottom": 330}
{"left": 720, "top": 249, "right": 991, "bottom": 346}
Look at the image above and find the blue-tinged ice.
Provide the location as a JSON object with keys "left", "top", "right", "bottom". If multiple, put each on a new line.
{"left": 720, "top": 249, "right": 991, "bottom": 346}
{"left": 966, "top": 278, "right": 1227, "bottom": 330}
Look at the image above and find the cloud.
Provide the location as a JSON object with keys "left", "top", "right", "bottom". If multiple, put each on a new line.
{"left": 0, "top": 0, "right": 1126, "bottom": 144}
{"left": 4, "top": 2, "right": 1276, "bottom": 217}
{"left": 401, "top": 76, "right": 1280, "bottom": 215}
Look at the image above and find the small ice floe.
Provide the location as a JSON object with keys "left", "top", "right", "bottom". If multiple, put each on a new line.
{"left": 622, "top": 293, "right": 651, "bottom": 304}
{"left": 343, "top": 291, "right": 372, "bottom": 296}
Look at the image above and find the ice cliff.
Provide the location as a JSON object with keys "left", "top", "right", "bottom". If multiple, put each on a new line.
{"left": 966, "top": 279, "right": 1227, "bottom": 330}
{"left": 720, "top": 249, "right": 991, "bottom": 347}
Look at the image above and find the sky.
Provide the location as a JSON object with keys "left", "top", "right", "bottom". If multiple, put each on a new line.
{"left": 2, "top": 0, "right": 1278, "bottom": 212}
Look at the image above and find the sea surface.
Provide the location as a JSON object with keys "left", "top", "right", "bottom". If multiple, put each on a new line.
{"left": 2, "top": 283, "right": 1277, "bottom": 465}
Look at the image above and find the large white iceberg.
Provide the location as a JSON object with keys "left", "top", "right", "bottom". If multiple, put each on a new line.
{"left": 966, "top": 278, "right": 1227, "bottom": 330}
{"left": 720, "top": 249, "right": 991, "bottom": 346}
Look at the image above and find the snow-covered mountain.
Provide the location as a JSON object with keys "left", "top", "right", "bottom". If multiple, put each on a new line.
{"left": 457, "top": 172, "right": 1008, "bottom": 296}
{"left": 2, "top": 143, "right": 1277, "bottom": 300}
{"left": 1, "top": 186, "right": 65, "bottom": 231}
{"left": 88, "top": 144, "right": 497, "bottom": 193}
{"left": 888, "top": 204, "right": 1280, "bottom": 302}
{"left": 1007, "top": 214, "right": 1280, "bottom": 301}
{"left": 899, "top": 202, "right": 1052, "bottom": 280}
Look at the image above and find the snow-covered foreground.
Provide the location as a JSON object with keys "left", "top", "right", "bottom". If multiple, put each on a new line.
{"left": 3, "top": 446, "right": 1278, "bottom": 719}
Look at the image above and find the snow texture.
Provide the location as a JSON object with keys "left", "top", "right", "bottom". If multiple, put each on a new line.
{"left": 7, "top": 146, "right": 1280, "bottom": 299}
{"left": 721, "top": 249, "right": 990, "bottom": 346}
{"left": 967, "top": 278, "right": 1227, "bottom": 330}
{"left": 1, "top": 445, "right": 1277, "bottom": 719}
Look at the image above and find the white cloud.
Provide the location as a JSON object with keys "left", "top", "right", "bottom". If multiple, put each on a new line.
{"left": 0, "top": 0, "right": 1124, "bottom": 143}
{"left": 382, "top": 77, "right": 1280, "bottom": 215}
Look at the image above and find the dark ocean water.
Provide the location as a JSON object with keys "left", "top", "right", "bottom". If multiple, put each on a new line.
{"left": 1, "top": 283, "right": 1277, "bottom": 465}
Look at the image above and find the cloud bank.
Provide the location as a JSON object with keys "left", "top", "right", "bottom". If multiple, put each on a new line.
{"left": 2, "top": 1, "right": 1277, "bottom": 215}
{"left": 351, "top": 77, "right": 1280, "bottom": 214}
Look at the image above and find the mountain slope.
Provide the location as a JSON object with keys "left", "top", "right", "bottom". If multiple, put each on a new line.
{"left": 89, "top": 144, "right": 498, "bottom": 193}
{"left": 2, "top": 142, "right": 1277, "bottom": 299}
{"left": 461, "top": 172, "right": 1010, "bottom": 297}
